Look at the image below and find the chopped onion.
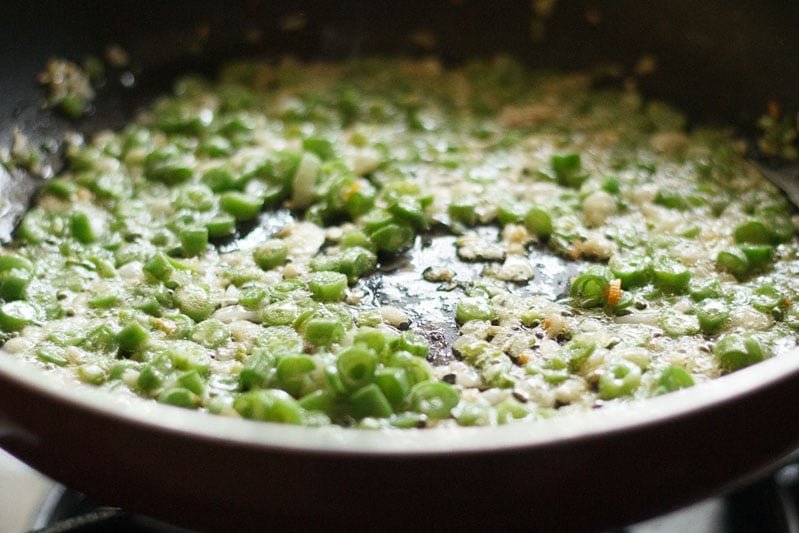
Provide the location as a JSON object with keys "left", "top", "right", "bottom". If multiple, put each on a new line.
{"left": 291, "top": 151, "right": 320, "bottom": 209}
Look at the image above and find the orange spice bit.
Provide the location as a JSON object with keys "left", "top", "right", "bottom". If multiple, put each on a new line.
{"left": 517, "top": 353, "right": 531, "bottom": 365}
{"left": 783, "top": 297, "right": 792, "bottom": 308}
{"left": 605, "top": 278, "right": 622, "bottom": 306}
{"left": 768, "top": 100, "right": 782, "bottom": 120}
{"left": 542, "top": 318, "right": 552, "bottom": 330}
{"left": 568, "top": 240, "right": 582, "bottom": 260}
{"left": 342, "top": 181, "right": 362, "bottom": 201}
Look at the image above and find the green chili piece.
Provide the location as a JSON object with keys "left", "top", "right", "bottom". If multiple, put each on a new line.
{"left": 599, "top": 362, "right": 642, "bottom": 399}
{"left": 353, "top": 327, "right": 389, "bottom": 355}
{"left": 342, "top": 180, "right": 376, "bottom": 219}
{"left": 369, "top": 223, "right": 415, "bottom": 254}
{"left": 654, "top": 190, "right": 692, "bottom": 211}
{"left": 409, "top": 380, "right": 459, "bottom": 419}
{"left": 716, "top": 247, "right": 750, "bottom": 280}
{"left": 769, "top": 214, "right": 796, "bottom": 243}
{"left": 308, "top": 271, "right": 348, "bottom": 302}
{"left": 89, "top": 292, "right": 120, "bottom": 309}
{"left": 298, "top": 389, "right": 339, "bottom": 414}
{"left": 142, "top": 252, "right": 174, "bottom": 282}
{"left": 233, "top": 389, "right": 303, "bottom": 424}
{"left": 240, "top": 348, "right": 276, "bottom": 390}
{"left": 253, "top": 239, "right": 288, "bottom": 270}
{"left": 262, "top": 300, "right": 300, "bottom": 326}
{"left": 751, "top": 286, "right": 787, "bottom": 319}
{"left": 495, "top": 397, "right": 531, "bottom": 424}
{"left": 456, "top": 402, "right": 491, "bottom": 426}
{"left": 174, "top": 285, "right": 215, "bottom": 322}
{"left": 137, "top": 364, "right": 164, "bottom": 393}
{"left": 206, "top": 214, "right": 237, "bottom": 238}
{"left": 175, "top": 184, "right": 215, "bottom": 212}
{"left": 163, "top": 340, "right": 211, "bottom": 374}
{"left": 161, "top": 314, "right": 193, "bottom": 340}
{"left": 350, "top": 383, "right": 393, "bottom": 419}
{"left": 336, "top": 344, "right": 378, "bottom": 391}
{"left": 456, "top": 296, "right": 495, "bottom": 324}
{"left": 83, "top": 324, "right": 119, "bottom": 353}
{"left": 651, "top": 257, "right": 691, "bottom": 293}
{"left": 42, "top": 177, "right": 77, "bottom": 199}
{"left": 219, "top": 192, "right": 264, "bottom": 221}
{"left": 0, "top": 268, "right": 32, "bottom": 301}
{"left": 36, "top": 344, "right": 69, "bottom": 366}
{"left": 0, "top": 254, "right": 34, "bottom": 273}
{"left": 448, "top": 201, "right": 478, "bottom": 226}
{"left": 197, "top": 135, "right": 232, "bottom": 158}
{"left": 116, "top": 321, "right": 150, "bottom": 353}
{"left": 524, "top": 207, "right": 553, "bottom": 238}
{"left": 179, "top": 227, "right": 208, "bottom": 257}
{"left": 696, "top": 298, "right": 730, "bottom": 334}
{"left": 238, "top": 284, "right": 268, "bottom": 310}
{"left": 496, "top": 202, "right": 527, "bottom": 225}
{"left": 177, "top": 370, "right": 205, "bottom": 395}
{"left": 387, "top": 197, "right": 428, "bottom": 231}
{"left": 392, "top": 331, "right": 430, "bottom": 358}
{"left": 70, "top": 211, "right": 97, "bottom": 243}
{"left": 132, "top": 294, "right": 161, "bottom": 317}
{"left": 190, "top": 319, "right": 230, "bottom": 349}
{"left": 390, "top": 412, "right": 428, "bottom": 429}
{"left": 602, "top": 176, "right": 621, "bottom": 195}
{"left": 158, "top": 388, "right": 200, "bottom": 409}
{"left": 375, "top": 367, "right": 411, "bottom": 410}
{"left": 654, "top": 365, "right": 695, "bottom": 395}
{"left": 551, "top": 153, "right": 588, "bottom": 188}
{"left": 340, "top": 230, "right": 374, "bottom": 251}
{"left": 46, "top": 326, "right": 85, "bottom": 347}
{"left": 313, "top": 246, "right": 377, "bottom": 283}
{"left": 303, "top": 317, "right": 346, "bottom": 346}
{"left": 77, "top": 363, "right": 106, "bottom": 385}
{"left": 276, "top": 355, "right": 316, "bottom": 398}
{"left": 734, "top": 219, "right": 772, "bottom": 244}
{"left": 690, "top": 278, "right": 723, "bottom": 301}
{"left": 739, "top": 245, "right": 774, "bottom": 272}
{"left": 714, "top": 333, "right": 769, "bottom": 372}
{"left": 323, "top": 364, "right": 347, "bottom": 395}
{"left": 361, "top": 208, "right": 394, "bottom": 234}
{"left": 660, "top": 310, "right": 700, "bottom": 337}
{"left": 570, "top": 266, "right": 612, "bottom": 308}
{"left": 302, "top": 137, "right": 336, "bottom": 161}
{"left": 560, "top": 340, "right": 597, "bottom": 372}
{"left": 609, "top": 254, "right": 651, "bottom": 289}
{"left": 145, "top": 146, "right": 195, "bottom": 185}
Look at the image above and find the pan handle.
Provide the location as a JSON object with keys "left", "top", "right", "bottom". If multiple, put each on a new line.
{"left": 0, "top": 408, "right": 40, "bottom": 457}
{"left": 754, "top": 163, "right": 799, "bottom": 209}
{"left": 0, "top": 165, "right": 43, "bottom": 244}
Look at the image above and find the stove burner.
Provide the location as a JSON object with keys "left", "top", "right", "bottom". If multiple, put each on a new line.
{"left": 28, "top": 461, "right": 799, "bottom": 533}
{"left": 30, "top": 487, "right": 193, "bottom": 533}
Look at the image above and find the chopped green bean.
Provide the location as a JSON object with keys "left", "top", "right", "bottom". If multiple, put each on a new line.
{"left": 350, "top": 383, "right": 393, "bottom": 418}
{"left": 253, "top": 240, "right": 288, "bottom": 270}
{"left": 336, "top": 344, "right": 378, "bottom": 391}
{"left": 409, "top": 380, "right": 459, "bottom": 419}
{"left": 308, "top": 271, "right": 348, "bottom": 302}
{"left": 654, "top": 366, "right": 694, "bottom": 395}
{"left": 599, "top": 362, "right": 642, "bottom": 399}
{"left": 714, "top": 333, "right": 769, "bottom": 372}
{"left": 303, "top": 317, "right": 346, "bottom": 347}
{"left": 233, "top": 389, "right": 303, "bottom": 424}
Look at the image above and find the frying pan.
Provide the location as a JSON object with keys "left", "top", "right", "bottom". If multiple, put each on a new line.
{"left": 1, "top": 1, "right": 799, "bottom": 531}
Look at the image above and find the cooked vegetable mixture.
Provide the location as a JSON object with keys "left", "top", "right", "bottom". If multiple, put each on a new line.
{"left": 2, "top": 56, "right": 798, "bottom": 428}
